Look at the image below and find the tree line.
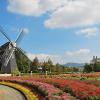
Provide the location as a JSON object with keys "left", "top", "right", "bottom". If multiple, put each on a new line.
{"left": 83, "top": 62, "right": 100, "bottom": 73}
{"left": 30, "top": 57, "right": 79, "bottom": 74}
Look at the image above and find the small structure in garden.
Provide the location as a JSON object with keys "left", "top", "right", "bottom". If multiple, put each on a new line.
{"left": 0, "top": 26, "right": 31, "bottom": 74}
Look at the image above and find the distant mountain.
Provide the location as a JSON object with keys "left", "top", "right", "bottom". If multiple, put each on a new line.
{"left": 63, "top": 62, "right": 85, "bottom": 67}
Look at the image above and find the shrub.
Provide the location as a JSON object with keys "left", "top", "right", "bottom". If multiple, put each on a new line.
{"left": 11, "top": 67, "right": 20, "bottom": 76}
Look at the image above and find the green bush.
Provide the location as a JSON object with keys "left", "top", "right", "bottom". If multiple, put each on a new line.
{"left": 12, "top": 67, "right": 20, "bottom": 76}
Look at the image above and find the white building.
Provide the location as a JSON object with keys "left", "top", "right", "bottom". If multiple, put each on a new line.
{"left": 90, "top": 56, "right": 100, "bottom": 64}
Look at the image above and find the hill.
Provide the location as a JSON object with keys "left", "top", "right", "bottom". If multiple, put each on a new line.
{"left": 63, "top": 62, "right": 85, "bottom": 67}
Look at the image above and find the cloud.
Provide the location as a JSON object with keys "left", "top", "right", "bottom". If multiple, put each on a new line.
{"left": 23, "top": 28, "right": 29, "bottom": 34}
{"left": 64, "top": 49, "right": 91, "bottom": 63}
{"left": 44, "top": 0, "right": 100, "bottom": 28}
{"left": 27, "top": 53, "right": 51, "bottom": 61}
{"left": 7, "top": 0, "right": 100, "bottom": 28}
{"left": 27, "top": 53, "right": 58, "bottom": 62}
{"left": 76, "top": 27, "right": 100, "bottom": 37}
{"left": 27, "top": 53, "right": 64, "bottom": 64}
{"left": 27, "top": 49, "right": 91, "bottom": 64}
{"left": 7, "top": 0, "right": 67, "bottom": 16}
{"left": 66, "top": 49, "right": 90, "bottom": 56}
{"left": 7, "top": 0, "right": 41, "bottom": 16}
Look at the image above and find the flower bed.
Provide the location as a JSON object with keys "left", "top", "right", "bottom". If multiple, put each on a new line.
{"left": 83, "top": 80, "right": 100, "bottom": 87}
{"left": 0, "top": 81, "right": 38, "bottom": 100}
{"left": 0, "top": 77, "right": 73, "bottom": 100}
{"left": 32, "top": 78, "right": 100, "bottom": 100}
{"left": 1, "top": 76, "right": 100, "bottom": 100}
{"left": 33, "top": 72, "right": 100, "bottom": 80}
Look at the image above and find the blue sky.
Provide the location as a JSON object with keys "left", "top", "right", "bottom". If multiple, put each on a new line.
{"left": 0, "top": 0, "right": 100, "bottom": 64}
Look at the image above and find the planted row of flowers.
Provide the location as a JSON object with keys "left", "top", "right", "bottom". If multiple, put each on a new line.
{"left": 1, "top": 76, "right": 99, "bottom": 99}
{"left": 0, "top": 77, "right": 73, "bottom": 100}
{"left": 36, "top": 72, "right": 100, "bottom": 79}
{"left": 83, "top": 80, "right": 100, "bottom": 87}
{"left": 31, "top": 77, "right": 100, "bottom": 100}
{"left": 0, "top": 81, "right": 38, "bottom": 100}
{"left": 18, "top": 77, "right": 100, "bottom": 100}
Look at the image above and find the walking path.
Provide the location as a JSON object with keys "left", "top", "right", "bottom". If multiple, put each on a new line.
{"left": 0, "top": 85, "right": 25, "bottom": 100}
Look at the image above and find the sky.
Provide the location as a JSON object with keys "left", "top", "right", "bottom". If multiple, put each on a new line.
{"left": 0, "top": 0, "right": 100, "bottom": 64}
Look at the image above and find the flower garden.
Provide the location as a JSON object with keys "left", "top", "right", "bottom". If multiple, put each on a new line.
{"left": 0, "top": 73, "right": 100, "bottom": 100}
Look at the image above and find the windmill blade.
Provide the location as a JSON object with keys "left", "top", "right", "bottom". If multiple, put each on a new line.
{"left": 16, "top": 47, "right": 28, "bottom": 59}
{"left": 3, "top": 47, "right": 15, "bottom": 67}
{"left": 0, "top": 45, "right": 10, "bottom": 64}
{"left": 16, "top": 47, "right": 32, "bottom": 65}
{"left": 16, "top": 47, "right": 32, "bottom": 63}
{"left": 0, "top": 26, "right": 11, "bottom": 42}
{"left": 15, "top": 29, "right": 25, "bottom": 45}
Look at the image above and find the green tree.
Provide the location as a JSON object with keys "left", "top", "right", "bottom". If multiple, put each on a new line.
{"left": 83, "top": 63, "right": 92, "bottom": 73}
{"left": 42, "top": 61, "right": 48, "bottom": 73}
{"left": 31, "top": 57, "right": 39, "bottom": 72}
{"left": 15, "top": 50, "right": 31, "bottom": 73}
{"left": 47, "top": 58, "right": 53, "bottom": 73}
{"left": 94, "top": 62, "right": 100, "bottom": 72}
{"left": 12, "top": 67, "right": 20, "bottom": 76}
{"left": 56, "top": 63, "right": 62, "bottom": 74}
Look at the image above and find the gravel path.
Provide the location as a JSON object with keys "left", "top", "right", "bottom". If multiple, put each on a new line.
{"left": 0, "top": 85, "right": 26, "bottom": 100}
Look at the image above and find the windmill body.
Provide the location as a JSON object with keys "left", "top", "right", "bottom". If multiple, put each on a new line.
{"left": 0, "top": 26, "right": 31, "bottom": 74}
{"left": 0, "top": 42, "right": 17, "bottom": 73}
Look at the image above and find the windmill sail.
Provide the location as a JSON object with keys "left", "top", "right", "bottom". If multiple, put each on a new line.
{"left": 0, "top": 26, "right": 11, "bottom": 42}
{"left": 3, "top": 46, "right": 15, "bottom": 67}
{"left": 15, "top": 29, "right": 24, "bottom": 45}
